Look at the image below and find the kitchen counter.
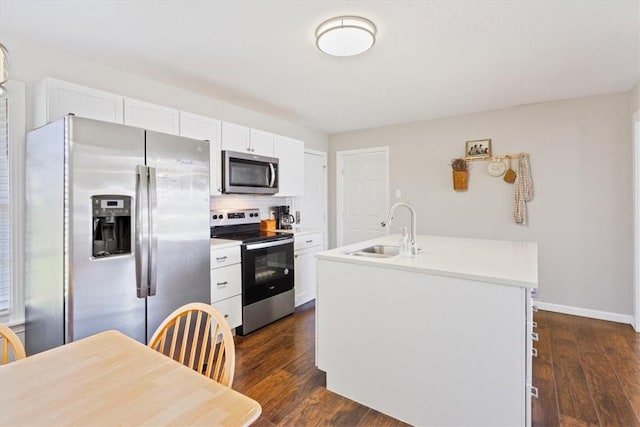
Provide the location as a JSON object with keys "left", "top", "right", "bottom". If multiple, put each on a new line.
{"left": 275, "top": 227, "right": 323, "bottom": 237}
{"left": 317, "top": 233, "right": 538, "bottom": 288}
{"left": 316, "top": 234, "right": 539, "bottom": 426}
{"left": 210, "top": 238, "right": 241, "bottom": 250}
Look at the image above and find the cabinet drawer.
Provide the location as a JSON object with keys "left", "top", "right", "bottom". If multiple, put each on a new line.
{"left": 295, "top": 233, "right": 323, "bottom": 251}
{"left": 212, "top": 295, "right": 242, "bottom": 330}
{"left": 211, "top": 245, "right": 241, "bottom": 268}
{"left": 211, "top": 264, "right": 241, "bottom": 303}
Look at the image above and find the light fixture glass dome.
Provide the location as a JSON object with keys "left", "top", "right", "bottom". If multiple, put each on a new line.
{"left": 316, "top": 16, "right": 377, "bottom": 57}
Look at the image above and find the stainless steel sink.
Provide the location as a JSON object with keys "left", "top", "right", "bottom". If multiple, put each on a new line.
{"left": 345, "top": 245, "right": 400, "bottom": 258}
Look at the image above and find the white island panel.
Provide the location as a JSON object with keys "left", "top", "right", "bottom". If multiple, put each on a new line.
{"left": 315, "top": 234, "right": 537, "bottom": 426}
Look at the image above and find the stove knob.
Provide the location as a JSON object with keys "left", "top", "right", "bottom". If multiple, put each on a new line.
{"left": 212, "top": 214, "right": 218, "bottom": 220}
{"left": 219, "top": 214, "right": 225, "bottom": 219}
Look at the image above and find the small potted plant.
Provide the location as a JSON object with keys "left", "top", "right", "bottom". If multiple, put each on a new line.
{"left": 450, "top": 158, "right": 468, "bottom": 191}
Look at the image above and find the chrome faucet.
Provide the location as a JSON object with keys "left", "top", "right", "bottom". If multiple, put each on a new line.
{"left": 381, "top": 202, "right": 418, "bottom": 256}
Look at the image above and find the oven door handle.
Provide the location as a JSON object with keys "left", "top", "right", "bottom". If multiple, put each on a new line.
{"left": 245, "top": 238, "right": 294, "bottom": 250}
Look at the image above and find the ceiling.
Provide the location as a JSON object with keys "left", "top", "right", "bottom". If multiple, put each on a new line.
{"left": 1, "top": 1, "right": 639, "bottom": 134}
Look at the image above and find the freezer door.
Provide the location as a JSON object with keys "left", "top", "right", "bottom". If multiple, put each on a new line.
{"left": 145, "top": 131, "right": 210, "bottom": 341}
{"left": 70, "top": 117, "right": 147, "bottom": 343}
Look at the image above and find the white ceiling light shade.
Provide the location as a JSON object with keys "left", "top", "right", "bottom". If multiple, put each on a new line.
{"left": 316, "top": 16, "right": 377, "bottom": 57}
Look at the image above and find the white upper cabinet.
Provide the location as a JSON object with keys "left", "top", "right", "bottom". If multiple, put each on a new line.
{"left": 220, "top": 122, "right": 251, "bottom": 153}
{"left": 274, "top": 135, "right": 304, "bottom": 196}
{"left": 33, "top": 77, "right": 124, "bottom": 128}
{"left": 179, "top": 111, "right": 222, "bottom": 196}
{"left": 221, "top": 122, "right": 274, "bottom": 157}
{"left": 123, "top": 97, "right": 180, "bottom": 135}
{"left": 249, "top": 129, "right": 275, "bottom": 157}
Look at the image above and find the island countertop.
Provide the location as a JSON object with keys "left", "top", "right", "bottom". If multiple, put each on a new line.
{"left": 316, "top": 234, "right": 538, "bottom": 288}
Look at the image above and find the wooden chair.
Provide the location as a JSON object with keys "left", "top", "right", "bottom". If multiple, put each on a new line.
{"left": 0, "top": 323, "right": 26, "bottom": 364}
{"left": 148, "top": 302, "right": 236, "bottom": 387}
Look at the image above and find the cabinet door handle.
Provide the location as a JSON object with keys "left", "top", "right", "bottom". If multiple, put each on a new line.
{"left": 532, "top": 305, "right": 539, "bottom": 312}
{"left": 530, "top": 289, "right": 538, "bottom": 299}
{"left": 532, "top": 347, "right": 538, "bottom": 357}
{"left": 531, "top": 332, "right": 539, "bottom": 341}
{"left": 532, "top": 321, "right": 538, "bottom": 329}
{"left": 224, "top": 314, "right": 229, "bottom": 318}
{"left": 294, "top": 254, "right": 298, "bottom": 258}
{"left": 216, "top": 281, "right": 228, "bottom": 288}
{"left": 216, "top": 256, "right": 228, "bottom": 261}
{"left": 529, "top": 385, "right": 539, "bottom": 399}
{"left": 305, "top": 240, "right": 313, "bottom": 243}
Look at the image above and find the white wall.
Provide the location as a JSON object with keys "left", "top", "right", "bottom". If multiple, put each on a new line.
{"left": 3, "top": 35, "right": 328, "bottom": 151}
{"left": 329, "top": 92, "right": 633, "bottom": 317}
{"left": 632, "top": 82, "right": 640, "bottom": 115}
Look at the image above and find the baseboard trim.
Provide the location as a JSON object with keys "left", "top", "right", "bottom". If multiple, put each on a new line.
{"left": 295, "top": 290, "right": 315, "bottom": 308}
{"left": 536, "top": 301, "right": 633, "bottom": 325}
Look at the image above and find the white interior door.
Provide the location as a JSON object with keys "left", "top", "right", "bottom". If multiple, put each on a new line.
{"left": 337, "top": 147, "right": 389, "bottom": 247}
{"left": 298, "top": 150, "right": 327, "bottom": 235}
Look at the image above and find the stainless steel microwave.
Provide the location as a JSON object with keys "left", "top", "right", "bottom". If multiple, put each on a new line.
{"left": 222, "top": 150, "right": 279, "bottom": 195}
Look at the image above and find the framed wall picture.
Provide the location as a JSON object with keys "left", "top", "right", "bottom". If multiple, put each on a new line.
{"left": 465, "top": 139, "right": 492, "bottom": 159}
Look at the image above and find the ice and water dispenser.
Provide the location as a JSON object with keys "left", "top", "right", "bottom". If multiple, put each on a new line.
{"left": 91, "top": 195, "right": 132, "bottom": 257}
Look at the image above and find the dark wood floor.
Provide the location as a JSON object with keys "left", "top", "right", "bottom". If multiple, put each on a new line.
{"left": 232, "top": 302, "right": 640, "bottom": 426}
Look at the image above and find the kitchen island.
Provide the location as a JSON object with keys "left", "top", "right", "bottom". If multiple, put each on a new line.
{"left": 316, "top": 234, "right": 538, "bottom": 427}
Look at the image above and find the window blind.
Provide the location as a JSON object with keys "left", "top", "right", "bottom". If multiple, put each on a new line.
{"left": 0, "top": 95, "right": 9, "bottom": 311}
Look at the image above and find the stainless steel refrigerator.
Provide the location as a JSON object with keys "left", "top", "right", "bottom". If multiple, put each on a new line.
{"left": 25, "top": 115, "right": 210, "bottom": 355}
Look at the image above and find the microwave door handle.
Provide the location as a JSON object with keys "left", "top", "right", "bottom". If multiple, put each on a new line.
{"left": 269, "top": 163, "right": 276, "bottom": 188}
{"left": 148, "top": 166, "right": 158, "bottom": 297}
{"left": 135, "top": 165, "right": 149, "bottom": 298}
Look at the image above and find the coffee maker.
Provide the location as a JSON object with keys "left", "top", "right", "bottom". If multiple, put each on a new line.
{"left": 273, "top": 205, "right": 295, "bottom": 230}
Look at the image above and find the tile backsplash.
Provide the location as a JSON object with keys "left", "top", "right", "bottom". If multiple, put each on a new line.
{"left": 211, "top": 195, "right": 294, "bottom": 220}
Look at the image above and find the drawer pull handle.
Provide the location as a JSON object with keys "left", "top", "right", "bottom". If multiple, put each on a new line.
{"left": 216, "top": 281, "right": 228, "bottom": 288}
{"left": 531, "top": 332, "right": 539, "bottom": 341}
{"left": 216, "top": 256, "right": 228, "bottom": 261}
{"left": 532, "top": 347, "right": 538, "bottom": 357}
{"left": 269, "top": 285, "right": 275, "bottom": 290}
{"left": 305, "top": 240, "right": 313, "bottom": 243}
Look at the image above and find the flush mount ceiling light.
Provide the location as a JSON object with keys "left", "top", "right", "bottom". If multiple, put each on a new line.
{"left": 315, "top": 16, "right": 377, "bottom": 57}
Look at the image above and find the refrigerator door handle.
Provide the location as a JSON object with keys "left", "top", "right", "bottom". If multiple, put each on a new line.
{"left": 135, "top": 165, "right": 149, "bottom": 298}
{"left": 148, "top": 166, "right": 158, "bottom": 297}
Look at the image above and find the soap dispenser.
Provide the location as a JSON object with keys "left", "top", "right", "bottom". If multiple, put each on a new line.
{"left": 399, "top": 227, "right": 412, "bottom": 257}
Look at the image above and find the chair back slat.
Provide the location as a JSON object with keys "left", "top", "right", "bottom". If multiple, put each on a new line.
{"left": 187, "top": 311, "right": 203, "bottom": 370}
{"left": 148, "top": 303, "right": 236, "bottom": 387}
{"left": 196, "top": 317, "right": 212, "bottom": 374}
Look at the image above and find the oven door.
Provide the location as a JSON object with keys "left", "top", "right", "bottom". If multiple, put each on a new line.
{"left": 223, "top": 150, "right": 279, "bottom": 195}
{"left": 242, "top": 239, "right": 294, "bottom": 305}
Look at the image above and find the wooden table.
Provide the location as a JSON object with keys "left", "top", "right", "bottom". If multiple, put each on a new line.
{"left": 0, "top": 330, "right": 261, "bottom": 426}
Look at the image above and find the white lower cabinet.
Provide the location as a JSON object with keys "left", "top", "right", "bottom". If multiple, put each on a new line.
{"left": 294, "top": 233, "right": 323, "bottom": 307}
{"left": 212, "top": 295, "right": 242, "bottom": 332}
{"left": 210, "top": 245, "right": 242, "bottom": 330}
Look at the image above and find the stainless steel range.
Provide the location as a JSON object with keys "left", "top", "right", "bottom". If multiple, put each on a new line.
{"left": 210, "top": 209, "right": 294, "bottom": 335}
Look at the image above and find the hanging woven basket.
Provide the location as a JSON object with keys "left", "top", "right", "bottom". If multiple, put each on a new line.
{"left": 452, "top": 171, "right": 468, "bottom": 191}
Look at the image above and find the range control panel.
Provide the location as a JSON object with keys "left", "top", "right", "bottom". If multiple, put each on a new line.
{"left": 210, "top": 208, "right": 260, "bottom": 227}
